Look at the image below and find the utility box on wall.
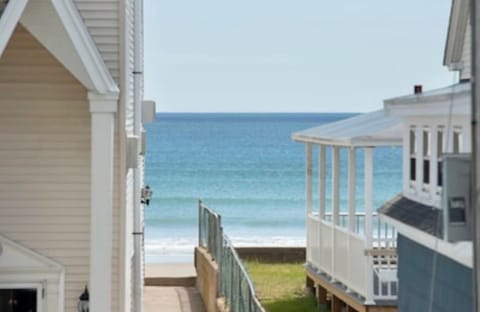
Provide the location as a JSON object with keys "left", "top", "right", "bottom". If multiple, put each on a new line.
{"left": 142, "top": 100, "right": 156, "bottom": 123}
{"left": 442, "top": 154, "right": 471, "bottom": 242}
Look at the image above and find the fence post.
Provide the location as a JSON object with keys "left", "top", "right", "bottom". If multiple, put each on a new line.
{"left": 198, "top": 200, "right": 202, "bottom": 247}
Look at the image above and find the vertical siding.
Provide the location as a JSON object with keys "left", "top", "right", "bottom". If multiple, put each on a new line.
{"left": 125, "top": 0, "right": 136, "bottom": 135}
{"left": 460, "top": 21, "right": 471, "bottom": 80}
{"left": 125, "top": 0, "right": 137, "bottom": 309}
{"left": 74, "top": 0, "right": 121, "bottom": 82}
{"left": 397, "top": 235, "right": 473, "bottom": 312}
{"left": 0, "top": 25, "right": 90, "bottom": 311}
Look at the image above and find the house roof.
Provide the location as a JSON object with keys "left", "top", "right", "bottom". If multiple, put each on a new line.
{"left": 444, "top": 0, "right": 469, "bottom": 69}
{"left": 384, "top": 82, "right": 470, "bottom": 117}
{"left": 0, "top": 0, "right": 119, "bottom": 95}
{"left": 291, "top": 110, "right": 403, "bottom": 147}
{"left": 378, "top": 194, "right": 443, "bottom": 238}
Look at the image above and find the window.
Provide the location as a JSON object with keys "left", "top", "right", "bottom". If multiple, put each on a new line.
{"left": 409, "top": 128, "right": 416, "bottom": 181}
{"left": 453, "top": 128, "right": 461, "bottom": 153}
{"left": 423, "top": 128, "right": 430, "bottom": 185}
{"left": 0, "top": 288, "right": 37, "bottom": 312}
{"left": 437, "top": 128, "right": 444, "bottom": 187}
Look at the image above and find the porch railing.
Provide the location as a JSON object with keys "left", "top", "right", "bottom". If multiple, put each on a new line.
{"left": 307, "top": 212, "right": 398, "bottom": 302}
{"left": 198, "top": 201, "right": 265, "bottom": 312}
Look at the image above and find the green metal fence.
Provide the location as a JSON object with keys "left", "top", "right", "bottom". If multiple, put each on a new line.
{"left": 198, "top": 200, "right": 265, "bottom": 312}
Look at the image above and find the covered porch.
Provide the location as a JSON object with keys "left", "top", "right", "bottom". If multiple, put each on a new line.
{"left": 292, "top": 110, "right": 403, "bottom": 306}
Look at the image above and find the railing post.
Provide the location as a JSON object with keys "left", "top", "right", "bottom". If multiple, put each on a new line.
{"left": 346, "top": 147, "right": 356, "bottom": 291}
{"left": 306, "top": 143, "right": 313, "bottom": 216}
{"left": 331, "top": 146, "right": 340, "bottom": 282}
{"left": 319, "top": 144, "right": 326, "bottom": 219}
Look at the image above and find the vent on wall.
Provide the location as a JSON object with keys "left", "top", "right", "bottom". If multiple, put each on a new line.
{"left": 442, "top": 154, "right": 471, "bottom": 242}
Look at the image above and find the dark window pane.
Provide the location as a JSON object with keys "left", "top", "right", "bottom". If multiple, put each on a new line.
{"left": 0, "top": 289, "right": 37, "bottom": 312}
{"left": 438, "top": 161, "right": 443, "bottom": 187}
{"left": 423, "top": 159, "right": 430, "bottom": 184}
{"left": 410, "top": 158, "right": 416, "bottom": 181}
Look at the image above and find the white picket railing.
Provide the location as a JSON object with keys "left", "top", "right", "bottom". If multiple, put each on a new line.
{"left": 307, "top": 212, "right": 398, "bottom": 302}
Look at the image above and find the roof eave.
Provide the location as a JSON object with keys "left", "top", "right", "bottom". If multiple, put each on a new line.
{"left": 292, "top": 134, "right": 402, "bottom": 148}
{"left": 443, "top": 0, "right": 469, "bottom": 68}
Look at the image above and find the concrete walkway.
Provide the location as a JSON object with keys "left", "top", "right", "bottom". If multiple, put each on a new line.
{"left": 143, "top": 286, "right": 206, "bottom": 312}
{"left": 143, "top": 263, "right": 206, "bottom": 312}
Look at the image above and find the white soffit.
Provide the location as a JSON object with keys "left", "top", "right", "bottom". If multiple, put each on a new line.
{"left": 291, "top": 110, "right": 402, "bottom": 147}
{"left": 0, "top": 0, "right": 119, "bottom": 95}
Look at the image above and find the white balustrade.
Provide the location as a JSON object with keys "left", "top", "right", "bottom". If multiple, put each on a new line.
{"left": 307, "top": 212, "right": 398, "bottom": 301}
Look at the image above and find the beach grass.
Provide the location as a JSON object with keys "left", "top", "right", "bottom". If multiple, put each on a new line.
{"left": 244, "top": 261, "right": 325, "bottom": 312}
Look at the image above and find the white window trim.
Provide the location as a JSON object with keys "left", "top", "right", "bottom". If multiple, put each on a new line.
{"left": 0, "top": 283, "right": 43, "bottom": 312}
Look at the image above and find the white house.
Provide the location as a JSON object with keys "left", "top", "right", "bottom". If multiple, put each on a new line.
{"left": 0, "top": 0, "right": 154, "bottom": 311}
{"left": 379, "top": 0, "right": 474, "bottom": 310}
{"left": 292, "top": 110, "right": 402, "bottom": 312}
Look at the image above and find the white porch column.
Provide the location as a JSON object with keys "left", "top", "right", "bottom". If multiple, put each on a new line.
{"left": 346, "top": 147, "right": 356, "bottom": 293}
{"left": 305, "top": 143, "right": 313, "bottom": 215}
{"left": 318, "top": 145, "right": 326, "bottom": 219}
{"left": 364, "top": 147, "right": 375, "bottom": 304}
{"left": 331, "top": 146, "right": 340, "bottom": 282}
{"left": 88, "top": 92, "right": 118, "bottom": 312}
{"left": 332, "top": 146, "right": 340, "bottom": 225}
{"left": 347, "top": 147, "right": 356, "bottom": 232}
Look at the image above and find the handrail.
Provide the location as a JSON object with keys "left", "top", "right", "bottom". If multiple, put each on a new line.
{"left": 198, "top": 200, "right": 265, "bottom": 312}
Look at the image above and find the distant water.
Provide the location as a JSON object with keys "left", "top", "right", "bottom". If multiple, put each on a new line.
{"left": 144, "top": 113, "right": 402, "bottom": 263}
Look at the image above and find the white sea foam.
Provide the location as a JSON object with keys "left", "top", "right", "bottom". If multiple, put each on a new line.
{"left": 144, "top": 235, "right": 305, "bottom": 263}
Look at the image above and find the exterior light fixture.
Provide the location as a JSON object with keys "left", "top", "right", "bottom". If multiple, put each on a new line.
{"left": 77, "top": 286, "right": 89, "bottom": 312}
{"left": 141, "top": 185, "right": 153, "bottom": 206}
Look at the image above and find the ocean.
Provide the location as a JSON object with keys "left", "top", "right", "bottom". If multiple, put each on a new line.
{"left": 144, "top": 113, "right": 402, "bottom": 263}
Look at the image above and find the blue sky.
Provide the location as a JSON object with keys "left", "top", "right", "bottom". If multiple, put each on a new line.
{"left": 144, "top": 1, "right": 454, "bottom": 112}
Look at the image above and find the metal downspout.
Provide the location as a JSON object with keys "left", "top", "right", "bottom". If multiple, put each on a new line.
{"left": 472, "top": 0, "right": 480, "bottom": 310}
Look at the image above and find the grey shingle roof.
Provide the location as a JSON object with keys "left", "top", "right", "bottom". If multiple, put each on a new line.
{"left": 378, "top": 194, "right": 443, "bottom": 238}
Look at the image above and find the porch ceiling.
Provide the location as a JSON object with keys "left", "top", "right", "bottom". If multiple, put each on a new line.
{"left": 291, "top": 110, "right": 402, "bottom": 147}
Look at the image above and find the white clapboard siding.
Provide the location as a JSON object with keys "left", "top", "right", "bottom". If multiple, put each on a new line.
{"left": 461, "top": 22, "right": 471, "bottom": 80}
{"left": 74, "top": 0, "right": 121, "bottom": 81}
{"left": 0, "top": 25, "right": 121, "bottom": 311}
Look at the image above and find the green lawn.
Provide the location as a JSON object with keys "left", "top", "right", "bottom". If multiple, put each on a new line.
{"left": 244, "top": 261, "right": 327, "bottom": 312}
